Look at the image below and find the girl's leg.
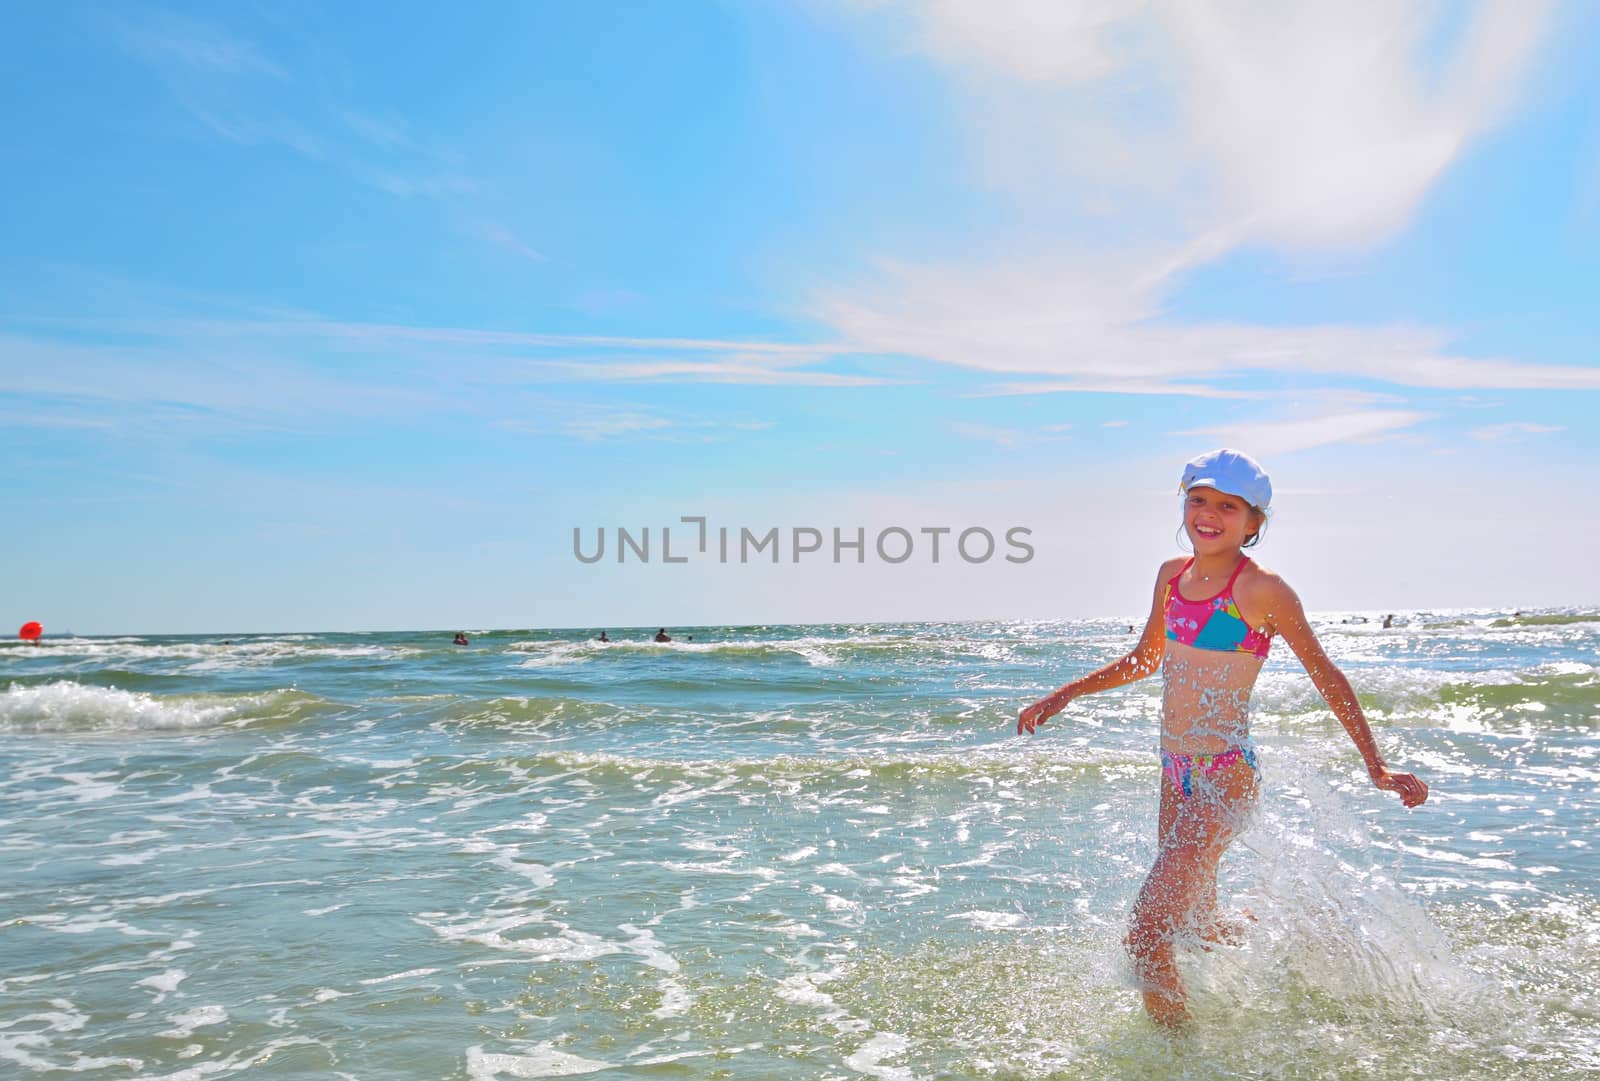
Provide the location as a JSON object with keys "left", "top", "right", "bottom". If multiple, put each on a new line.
{"left": 1190, "top": 759, "right": 1258, "bottom": 942}
{"left": 1127, "top": 779, "right": 1211, "bottom": 1027}
{"left": 1126, "top": 760, "right": 1258, "bottom": 1027}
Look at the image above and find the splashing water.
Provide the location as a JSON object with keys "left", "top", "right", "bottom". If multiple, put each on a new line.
{"left": 1, "top": 615, "right": 1597, "bottom": 1078}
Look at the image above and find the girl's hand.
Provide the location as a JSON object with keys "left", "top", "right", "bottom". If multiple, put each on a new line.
{"left": 1017, "top": 693, "right": 1067, "bottom": 736}
{"left": 1371, "top": 767, "right": 1428, "bottom": 808}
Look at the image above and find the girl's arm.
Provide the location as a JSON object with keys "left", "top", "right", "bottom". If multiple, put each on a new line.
{"left": 1017, "top": 559, "right": 1177, "bottom": 736}
{"left": 1258, "top": 577, "right": 1429, "bottom": 808}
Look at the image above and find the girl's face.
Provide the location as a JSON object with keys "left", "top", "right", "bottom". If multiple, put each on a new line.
{"left": 1182, "top": 487, "right": 1262, "bottom": 553}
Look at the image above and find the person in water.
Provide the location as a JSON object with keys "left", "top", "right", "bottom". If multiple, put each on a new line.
{"left": 654, "top": 628, "right": 672, "bottom": 642}
{"left": 453, "top": 632, "right": 469, "bottom": 646}
{"left": 1017, "top": 448, "right": 1428, "bottom": 1029}
{"left": 597, "top": 631, "right": 610, "bottom": 643}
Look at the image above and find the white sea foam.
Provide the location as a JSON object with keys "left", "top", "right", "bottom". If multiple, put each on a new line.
{"left": 3, "top": 638, "right": 411, "bottom": 666}
{"left": 513, "top": 643, "right": 592, "bottom": 667}
{"left": 460, "top": 840, "right": 556, "bottom": 889}
{"left": 651, "top": 976, "right": 694, "bottom": 1018}
{"left": 466, "top": 1043, "right": 615, "bottom": 1078}
{"left": 134, "top": 969, "right": 187, "bottom": 1002}
{"left": 843, "top": 1033, "right": 916, "bottom": 1081}
{"left": 945, "top": 910, "right": 1024, "bottom": 930}
{"left": 0, "top": 681, "right": 281, "bottom": 734}
{"left": 158, "top": 1005, "right": 227, "bottom": 1039}
{"left": 504, "top": 632, "right": 934, "bottom": 668}
{"left": 358, "top": 968, "right": 440, "bottom": 985}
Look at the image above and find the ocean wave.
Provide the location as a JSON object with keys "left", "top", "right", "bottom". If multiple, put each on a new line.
{"left": 502, "top": 633, "right": 1053, "bottom": 671}
{"left": 0, "top": 681, "right": 333, "bottom": 734}
{"left": 1252, "top": 662, "right": 1600, "bottom": 730}
{"left": 445, "top": 745, "right": 1147, "bottom": 790}
{"left": 1434, "top": 664, "right": 1600, "bottom": 723}
{"left": 434, "top": 695, "right": 624, "bottom": 730}
{"left": 0, "top": 638, "right": 420, "bottom": 666}
{"left": 1489, "top": 613, "right": 1600, "bottom": 628}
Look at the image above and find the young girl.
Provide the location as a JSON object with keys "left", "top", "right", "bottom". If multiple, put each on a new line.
{"left": 1017, "top": 448, "right": 1428, "bottom": 1029}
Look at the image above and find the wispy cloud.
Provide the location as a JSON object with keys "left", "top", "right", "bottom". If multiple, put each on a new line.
{"left": 478, "top": 223, "right": 548, "bottom": 263}
{"left": 111, "top": 10, "right": 288, "bottom": 80}
{"left": 0, "top": 410, "right": 115, "bottom": 430}
{"left": 493, "top": 403, "right": 777, "bottom": 443}
{"left": 107, "top": 11, "right": 488, "bottom": 225}
{"left": 0, "top": 313, "right": 873, "bottom": 438}
{"left": 950, "top": 420, "right": 1071, "bottom": 447}
{"left": 813, "top": 3, "right": 1574, "bottom": 399}
{"left": 1179, "top": 409, "right": 1432, "bottom": 456}
{"left": 558, "top": 412, "right": 674, "bottom": 441}
{"left": 818, "top": 258, "right": 1600, "bottom": 394}
{"left": 339, "top": 109, "right": 416, "bottom": 152}
{"left": 1470, "top": 421, "right": 1563, "bottom": 441}
{"left": 863, "top": 0, "right": 1554, "bottom": 251}
{"left": 974, "top": 379, "right": 1264, "bottom": 400}
{"left": 19, "top": 313, "right": 883, "bottom": 387}
{"left": 528, "top": 358, "right": 893, "bottom": 387}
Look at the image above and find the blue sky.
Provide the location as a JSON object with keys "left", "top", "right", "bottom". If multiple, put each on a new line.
{"left": 3, "top": 1, "right": 1597, "bottom": 634}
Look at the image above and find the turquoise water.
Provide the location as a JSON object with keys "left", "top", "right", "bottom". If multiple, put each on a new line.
{"left": 2, "top": 613, "right": 1597, "bottom": 1079}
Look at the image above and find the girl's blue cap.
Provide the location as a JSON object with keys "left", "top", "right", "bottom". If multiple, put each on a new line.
{"left": 1180, "top": 448, "right": 1272, "bottom": 513}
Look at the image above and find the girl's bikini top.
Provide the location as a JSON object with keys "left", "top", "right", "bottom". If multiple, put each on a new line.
{"left": 1163, "top": 556, "right": 1272, "bottom": 660}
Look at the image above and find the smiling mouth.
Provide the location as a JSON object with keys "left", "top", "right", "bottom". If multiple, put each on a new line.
{"left": 1195, "top": 525, "right": 1222, "bottom": 538}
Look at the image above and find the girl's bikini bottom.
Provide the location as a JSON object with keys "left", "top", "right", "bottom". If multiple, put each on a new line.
{"left": 1160, "top": 741, "right": 1259, "bottom": 800}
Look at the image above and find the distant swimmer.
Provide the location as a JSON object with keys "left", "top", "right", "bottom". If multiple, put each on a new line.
{"left": 597, "top": 630, "right": 610, "bottom": 642}
{"left": 654, "top": 628, "right": 672, "bottom": 643}
{"left": 1382, "top": 614, "right": 1395, "bottom": 629}
{"left": 453, "top": 632, "right": 469, "bottom": 646}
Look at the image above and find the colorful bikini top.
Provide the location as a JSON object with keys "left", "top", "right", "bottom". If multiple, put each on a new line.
{"left": 1163, "top": 556, "right": 1272, "bottom": 660}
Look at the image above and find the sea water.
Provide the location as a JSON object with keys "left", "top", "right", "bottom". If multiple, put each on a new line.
{"left": 1, "top": 613, "right": 1596, "bottom": 1079}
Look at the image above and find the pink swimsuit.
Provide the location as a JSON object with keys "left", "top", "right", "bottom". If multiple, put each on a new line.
{"left": 1163, "top": 557, "right": 1271, "bottom": 660}
{"left": 1161, "top": 556, "right": 1269, "bottom": 797}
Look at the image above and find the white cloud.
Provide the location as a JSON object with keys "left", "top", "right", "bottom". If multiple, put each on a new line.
{"left": 865, "top": 0, "right": 1554, "bottom": 252}
{"left": 478, "top": 223, "right": 548, "bottom": 262}
{"left": 1178, "top": 409, "right": 1432, "bottom": 456}
{"left": 0, "top": 321, "right": 839, "bottom": 443}
{"left": 108, "top": 12, "right": 488, "bottom": 216}
{"left": 812, "top": 3, "right": 1574, "bottom": 399}
{"left": 528, "top": 357, "right": 892, "bottom": 387}
{"left": 1470, "top": 421, "right": 1563, "bottom": 441}
{"left": 950, "top": 420, "right": 1071, "bottom": 446}
{"left": 817, "top": 258, "right": 1600, "bottom": 392}
{"left": 560, "top": 413, "right": 674, "bottom": 441}
{"left": 111, "top": 10, "right": 288, "bottom": 80}
{"left": 910, "top": 0, "right": 1145, "bottom": 84}
{"left": 975, "top": 379, "right": 1261, "bottom": 400}
{"left": 339, "top": 110, "right": 416, "bottom": 151}
{"left": 1162, "top": 2, "right": 1531, "bottom": 251}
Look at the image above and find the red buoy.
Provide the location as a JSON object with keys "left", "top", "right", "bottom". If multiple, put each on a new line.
{"left": 19, "top": 621, "right": 42, "bottom": 641}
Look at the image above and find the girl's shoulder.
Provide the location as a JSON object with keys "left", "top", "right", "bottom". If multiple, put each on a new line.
{"left": 1157, "top": 555, "right": 1189, "bottom": 584}
{"left": 1237, "top": 558, "right": 1298, "bottom": 606}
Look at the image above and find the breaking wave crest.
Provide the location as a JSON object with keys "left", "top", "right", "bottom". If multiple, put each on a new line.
{"left": 0, "top": 681, "right": 332, "bottom": 734}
